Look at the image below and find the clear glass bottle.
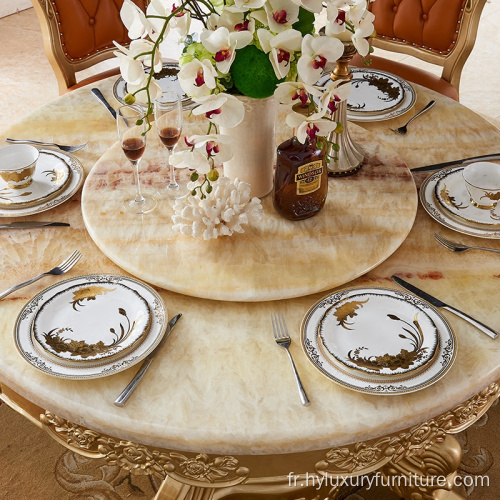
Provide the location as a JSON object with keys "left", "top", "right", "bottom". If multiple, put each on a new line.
{"left": 273, "top": 136, "right": 328, "bottom": 220}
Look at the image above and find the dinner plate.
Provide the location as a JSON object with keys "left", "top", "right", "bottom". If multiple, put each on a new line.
{"left": 434, "top": 166, "right": 500, "bottom": 227}
{"left": 316, "top": 290, "right": 439, "bottom": 377}
{"left": 0, "top": 149, "right": 83, "bottom": 217}
{"left": 316, "top": 69, "right": 416, "bottom": 122}
{"left": 421, "top": 167, "right": 500, "bottom": 239}
{"left": 32, "top": 280, "right": 152, "bottom": 365}
{"left": 14, "top": 275, "right": 167, "bottom": 379}
{"left": 0, "top": 152, "right": 72, "bottom": 208}
{"left": 301, "top": 287, "right": 456, "bottom": 395}
{"left": 113, "top": 62, "right": 194, "bottom": 109}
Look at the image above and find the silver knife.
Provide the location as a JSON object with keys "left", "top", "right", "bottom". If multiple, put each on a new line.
{"left": 91, "top": 88, "right": 117, "bottom": 120}
{"left": 412, "top": 153, "right": 500, "bottom": 172}
{"left": 114, "top": 313, "right": 182, "bottom": 407}
{"left": 391, "top": 275, "right": 498, "bottom": 339}
{"left": 0, "top": 221, "right": 70, "bottom": 229}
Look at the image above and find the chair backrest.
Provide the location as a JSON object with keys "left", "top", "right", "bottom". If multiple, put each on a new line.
{"left": 369, "top": 0, "right": 486, "bottom": 96}
{"left": 31, "top": 0, "right": 148, "bottom": 94}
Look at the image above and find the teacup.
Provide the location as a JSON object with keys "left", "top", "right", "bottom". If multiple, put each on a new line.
{"left": 0, "top": 144, "right": 39, "bottom": 189}
{"left": 462, "top": 161, "right": 500, "bottom": 210}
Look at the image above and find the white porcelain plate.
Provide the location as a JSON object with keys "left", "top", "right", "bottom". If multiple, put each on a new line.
{"left": 15, "top": 275, "right": 167, "bottom": 379}
{"left": 113, "top": 62, "right": 195, "bottom": 109}
{"left": 0, "top": 151, "right": 71, "bottom": 208}
{"left": 316, "top": 69, "right": 416, "bottom": 122}
{"left": 0, "top": 149, "right": 83, "bottom": 217}
{"left": 421, "top": 166, "right": 500, "bottom": 238}
{"left": 434, "top": 166, "right": 500, "bottom": 227}
{"left": 301, "top": 287, "right": 456, "bottom": 395}
{"left": 32, "top": 281, "right": 152, "bottom": 365}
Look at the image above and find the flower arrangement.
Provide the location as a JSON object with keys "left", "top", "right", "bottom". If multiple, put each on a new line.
{"left": 114, "top": 0, "right": 375, "bottom": 196}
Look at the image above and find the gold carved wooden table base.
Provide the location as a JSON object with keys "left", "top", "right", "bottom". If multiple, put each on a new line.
{"left": 1, "top": 382, "right": 499, "bottom": 500}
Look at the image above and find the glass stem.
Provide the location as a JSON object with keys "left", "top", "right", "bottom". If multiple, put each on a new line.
{"left": 132, "top": 159, "right": 145, "bottom": 203}
{"left": 167, "top": 148, "right": 178, "bottom": 189}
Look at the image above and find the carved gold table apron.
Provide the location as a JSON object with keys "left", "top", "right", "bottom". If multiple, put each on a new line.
{"left": 1, "top": 79, "right": 500, "bottom": 500}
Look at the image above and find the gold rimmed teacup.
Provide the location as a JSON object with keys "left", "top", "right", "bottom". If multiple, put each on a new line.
{"left": 0, "top": 144, "right": 39, "bottom": 189}
{"left": 463, "top": 161, "right": 500, "bottom": 210}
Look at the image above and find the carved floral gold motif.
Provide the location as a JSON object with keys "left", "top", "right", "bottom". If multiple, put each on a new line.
{"left": 43, "top": 168, "right": 66, "bottom": 185}
{"left": 440, "top": 185, "right": 468, "bottom": 209}
{"left": 70, "top": 286, "right": 116, "bottom": 310}
{"left": 332, "top": 299, "right": 369, "bottom": 330}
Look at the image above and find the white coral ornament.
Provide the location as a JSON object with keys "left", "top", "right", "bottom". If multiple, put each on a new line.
{"left": 171, "top": 177, "right": 264, "bottom": 240}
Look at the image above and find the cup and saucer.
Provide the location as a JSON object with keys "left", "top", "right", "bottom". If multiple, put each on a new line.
{"left": 0, "top": 144, "right": 83, "bottom": 216}
{"left": 420, "top": 161, "right": 500, "bottom": 239}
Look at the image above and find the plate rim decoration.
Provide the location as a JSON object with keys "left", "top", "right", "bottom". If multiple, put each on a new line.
{"left": 32, "top": 281, "right": 152, "bottom": 365}
{"left": 14, "top": 274, "right": 167, "bottom": 380}
{"left": 0, "top": 149, "right": 84, "bottom": 218}
{"left": 112, "top": 62, "right": 195, "bottom": 110}
{"left": 421, "top": 166, "right": 500, "bottom": 239}
{"left": 315, "top": 290, "right": 440, "bottom": 377}
{"left": 0, "top": 154, "right": 72, "bottom": 209}
{"left": 301, "top": 287, "right": 456, "bottom": 395}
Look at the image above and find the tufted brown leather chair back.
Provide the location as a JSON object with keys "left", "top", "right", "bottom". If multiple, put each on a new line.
{"left": 31, "top": 0, "right": 148, "bottom": 94}
{"left": 353, "top": 0, "right": 487, "bottom": 100}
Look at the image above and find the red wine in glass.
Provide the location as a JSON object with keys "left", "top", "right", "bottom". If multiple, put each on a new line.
{"left": 159, "top": 127, "right": 181, "bottom": 149}
{"left": 122, "top": 137, "right": 146, "bottom": 161}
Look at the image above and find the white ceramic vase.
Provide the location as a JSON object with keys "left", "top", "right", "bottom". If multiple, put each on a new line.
{"left": 220, "top": 95, "right": 276, "bottom": 198}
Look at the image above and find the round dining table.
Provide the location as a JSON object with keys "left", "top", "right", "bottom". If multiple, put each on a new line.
{"left": 1, "top": 76, "right": 500, "bottom": 500}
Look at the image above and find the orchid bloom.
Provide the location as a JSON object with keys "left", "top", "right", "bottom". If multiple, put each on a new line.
{"left": 186, "top": 134, "right": 234, "bottom": 164}
{"left": 209, "top": 10, "right": 256, "bottom": 33}
{"left": 191, "top": 94, "right": 245, "bottom": 128}
{"left": 297, "top": 34, "right": 344, "bottom": 85}
{"left": 319, "top": 80, "right": 352, "bottom": 116}
{"left": 147, "top": 0, "right": 191, "bottom": 38}
{"left": 170, "top": 150, "right": 212, "bottom": 173}
{"left": 178, "top": 59, "right": 218, "bottom": 98}
{"left": 285, "top": 110, "right": 338, "bottom": 144}
{"left": 113, "top": 40, "right": 162, "bottom": 86}
{"left": 120, "top": 0, "right": 150, "bottom": 39}
{"left": 258, "top": 29, "right": 302, "bottom": 80}
{"left": 290, "top": 0, "right": 323, "bottom": 14}
{"left": 127, "top": 76, "right": 163, "bottom": 104}
{"left": 251, "top": 0, "right": 300, "bottom": 33}
{"left": 200, "top": 27, "right": 253, "bottom": 74}
{"left": 350, "top": 9, "right": 375, "bottom": 56}
{"left": 234, "top": 0, "right": 266, "bottom": 10}
{"left": 274, "top": 81, "right": 323, "bottom": 107}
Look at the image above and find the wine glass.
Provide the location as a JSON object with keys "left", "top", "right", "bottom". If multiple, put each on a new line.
{"left": 116, "top": 104, "right": 157, "bottom": 214}
{"left": 154, "top": 91, "right": 186, "bottom": 198}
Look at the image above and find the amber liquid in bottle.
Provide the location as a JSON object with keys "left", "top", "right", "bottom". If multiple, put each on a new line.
{"left": 273, "top": 136, "right": 328, "bottom": 220}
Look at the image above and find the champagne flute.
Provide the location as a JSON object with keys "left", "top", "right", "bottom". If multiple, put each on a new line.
{"left": 154, "top": 91, "right": 186, "bottom": 198}
{"left": 116, "top": 104, "right": 157, "bottom": 214}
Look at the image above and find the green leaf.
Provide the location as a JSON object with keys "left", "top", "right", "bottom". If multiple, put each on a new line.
{"left": 292, "top": 8, "right": 315, "bottom": 37}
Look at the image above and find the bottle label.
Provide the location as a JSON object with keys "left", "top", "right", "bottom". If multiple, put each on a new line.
{"left": 295, "top": 160, "right": 323, "bottom": 196}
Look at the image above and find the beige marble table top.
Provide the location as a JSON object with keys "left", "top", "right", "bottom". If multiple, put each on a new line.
{"left": 81, "top": 123, "right": 417, "bottom": 301}
{"left": 1, "top": 78, "right": 500, "bottom": 457}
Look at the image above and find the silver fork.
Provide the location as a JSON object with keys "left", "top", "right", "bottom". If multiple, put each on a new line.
{"left": 6, "top": 138, "right": 87, "bottom": 153}
{"left": 271, "top": 312, "right": 310, "bottom": 406}
{"left": 434, "top": 232, "right": 500, "bottom": 254}
{"left": 390, "top": 100, "right": 436, "bottom": 135}
{"left": 0, "top": 250, "right": 82, "bottom": 300}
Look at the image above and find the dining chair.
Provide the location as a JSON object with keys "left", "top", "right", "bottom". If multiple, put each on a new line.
{"left": 30, "top": 0, "right": 149, "bottom": 94}
{"left": 351, "top": 0, "right": 487, "bottom": 100}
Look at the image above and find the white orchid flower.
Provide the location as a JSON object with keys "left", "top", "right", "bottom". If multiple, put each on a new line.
{"left": 319, "top": 80, "right": 351, "bottom": 116}
{"left": 290, "top": 0, "right": 323, "bottom": 14}
{"left": 178, "top": 59, "right": 218, "bottom": 99}
{"left": 234, "top": 0, "right": 266, "bottom": 10}
{"left": 186, "top": 134, "right": 234, "bottom": 163}
{"left": 274, "top": 81, "right": 322, "bottom": 107}
{"left": 170, "top": 150, "right": 211, "bottom": 173}
{"left": 252, "top": 0, "right": 300, "bottom": 33}
{"left": 120, "top": 0, "right": 149, "bottom": 39}
{"left": 258, "top": 29, "right": 302, "bottom": 80}
{"left": 114, "top": 40, "right": 162, "bottom": 86}
{"left": 192, "top": 94, "right": 245, "bottom": 128}
{"left": 285, "top": 111, "right": 338, "bottom": 144}
{"left": 200, "top": 27, "right": 253, "bottom": 74}
{"left": 114, "top": 50, "right": 146, "bottom": 86}
{"left": 127, "top": 76, "right": 163, "bottom": 104}
{"left": 351, "top": 10, "right": 375, "bottom": 57}
{"left": 147, "top": 0, "right": 191, "bottom": 38}
{"left": 297, "top": 34, "right": 344, "bottom": 85}
{"left": 210, "top": 10, "right": 256, "bottom": 33}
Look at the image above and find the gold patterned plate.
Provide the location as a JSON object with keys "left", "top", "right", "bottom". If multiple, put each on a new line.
{"left": 0, "top": 150, "right": 71, "bottom": 208}
{"left": 32, "top": 281, "right": 151, "bottom": 365}
{"left": 14, "top": 275, "right": 167, "bottom": 379}
{"left": 421, "top": 167, "right": 500, "bottom": 239}
{"left": 0, "top": 149, "right": 83, "bottom": 218}
{"left": 301, "top": 287, "right": 456, "bottom": 395}
{"left": 434, "top": 166, "right": 500, "bottom": 227}
{"left": 113, "top": 62, "right": 195, "bottom": 109}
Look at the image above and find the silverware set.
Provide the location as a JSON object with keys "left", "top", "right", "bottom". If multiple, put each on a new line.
{"left": 434, "top": 232, "right": 500, "bottom": 254}
{"left": 5, "top": 138, "right": 87, "bottom": 153}
{"left": 0, "top": 250, "right": 82, "bottom": 300}
{"left": 390, "top": 100, "right": 435, "bottom": 135}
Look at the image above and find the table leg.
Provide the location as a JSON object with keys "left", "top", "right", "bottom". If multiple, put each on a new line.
{"left": 382, "top": 434, "right": 463, "bottom": 500}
